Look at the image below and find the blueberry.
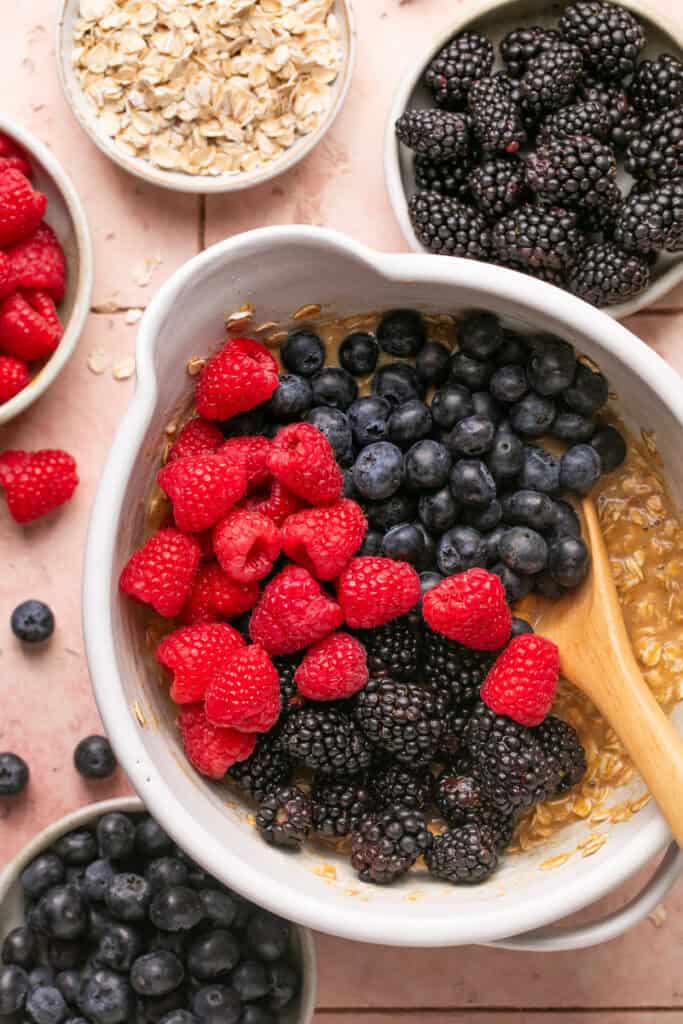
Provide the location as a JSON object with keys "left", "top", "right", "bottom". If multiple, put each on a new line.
{"left": 94, "top": 923, "right": 144, "bottom": 972}
{"left": 430, "top": 382, "right": 473, "bottom": 429}
{"left": 527, "top": 337, "right": 577, "bottom": 396}
{"left": 219, "top": 409, "right": 266, "bottom": 439}
{"left": 150, "top": 887, "right": 203, "bottom": 932}
{"left": 280, "top": 330, "right": 324, "bottom": 377}
{"left": 64, "top": 1017, "right": 90, "bottom": 1024}
{"left": 191, "top": 985, "right": 242, "bottom": 1024}
{"left": 495, "top": 330, "right": 529, "bottom": 365}
{"left": 38, "top": 886, "right": 88, "bottom": 940}
{"left": 56, "top": 970, "right": 82, "bottom": 1007}
{"left": 376, "top": 309, "right": 426, "bottom": 356}
{"left": 0, "top": 964, "right": 29, "bottom": 1014}
{"left": 88, "top": 906, "right": 116, "bottom": 939}
{"left": 446, "top": 414, "right": 495, "bottom": 456}
{"left": 548, "top": 536, "right": 590, "bottom": 588}
{"left": 359, "top": 529, "right": 384, "bottom": 556}
{"left": 501, "top": 489, "right": 556, "bottom": 530}
{"left": 246, "top": 913, "right": 289, "bottom": 962}
{"left": 159, "top": 1013, "right": 198, "bottom": 1024}
{"left": 509, "top": 392, "right": 556, "bottom": 437}
{"left": 591, "top": 425, "right": 626, "bottom": 473}
{"left": 267, "top": 960, "right": 299, "bottom": 1010}
{"left": 78, "top": 969, "right": 134, "bottom": 1024}
{"left": 415, "top": 340, "right": 451, "bottom": 386}
{"left": 2, "top": 925, "right": 38, "bottom": 968}
{"left": 53, "top": 831, "right": 98, "bottom": 866}
{"left": 486, "top": 427, "right": 524, "bottom": 481}
{"left": 46, "top": 939, "right": 83, "bottom": 971}
{"left": 490, "top": 562, "right": 533, "bottom": 603}
{"left": 265, "top": 374, "right": 312, "bottom": 421}
{"left": 11, "top": 600, "right": 54, "bottom": 643}
{"left": 436, "top": 526, "right": 485, "bottom": 575}
{"left": 553, "top": 499, "right": 582, "bottom": 539}
{"left": 240, "top": 1006, "right": 274, "bottom": 1024}
{"left": 97, "top": 814, "right": 135, "bottom": 861}
{"left": 339, "top": 331, "right": 379, "bottom": 375}
{"left": 352, "top": 442, "right": 404, "bottom": 501}
{"left": 0, "top": 751, "right": 29, "bottom": 796}
{"left": 498, "top": 526, "right": 548, "bottom": 575}
{"left": 459, "top": 311, "right": 503, "bottom": 359}
{"left": 130, "top": 953, "right": 185, "bottom": 998}
{"left": 450, "top": 350, "right": 492, "bottom": 390}
{"left": 348, "top": 396, "right": 391, "bottom": 447}
{"left": 481, "top": 524, "right": 506, "bottom": 565}
{"left": 146, "top": 857, "right": 190, "bottom": 893}
{"left": 29, "top": 968, "right": 55, "bottom": 990}
{"left": 418, "top": 486, "right": 459, "bottom": 534}
{"left": 149, "top": 931, "right": 187, "bottom": 960}
{"left": 25, "top": 984, "right": 67, "bottom": 1024}
{"left": 381, "top": 523, "right": 428, "bottom": 568}
{"left": 449, "top": 460, "right": 496, "bottom": 507}
{"left": 366, "top": 493, "right": 418, "bottom": 531}
{"left": 519, "top": 446, "right": 560, "bottom": 494}
{"left": 461, "top": 499, "right": 502, "bottom": 532}
{"left": 535, "top": 571, "right": 565, "bottom": 599}
{"left": 137, "top": 988, "right": 188, "bottom": 1024}
{"left": 559, "top": 444, "right": 602, "bottom": 494}
{"left": 73, "top": 736, "right": 117, "bottom": 780}
{"left": 551, "top": 410, "right": 596, "bottom": 442}
{"left": 185, "top": 930, "right": 240, "bottom": 982}
{"left": 311, "top": 368, "right": 358, "bottom": 411}
{"left": 135, "top": 818, "right": 172, "bottom": 859}
{"left": 511, "top": 616, "right": 534, "bottom": 636}
{"left": 387, "top": 400, "right": 432, "bottom": 449}
{"left": 199, "top": 890, "right": 238, "bottom": 929}
{"left": 372, "top": 363, "right": 424, "bottom": 404}
{"left": 489, "top": 364, "right": 528, "bottom": 403}
{"left": 419, "top": 571, "right": 443, "bottom": 599}
{"left": 306, "top": 407, "right": 352, "bottom": 462}
{"left": 228, "top": 960, "right": 269, "bottom": 1002}
{"left": 105, "top": 874, "right": 152, "bottom": 923}
{"left": 471, "top": 390, "right": 503, "bottom": 425}
{"left": 404, "top": 440, "right": 452, "bottom": 492}
{"left": 342, "top": 468, "right": 359, "bottom": 499}
{"left": 563, "top": 362, "right": 608, "bottom": 415}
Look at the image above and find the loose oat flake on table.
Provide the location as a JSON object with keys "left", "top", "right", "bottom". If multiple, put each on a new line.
{"left": 72, "top": 0, "right": 343, "bottom": 176}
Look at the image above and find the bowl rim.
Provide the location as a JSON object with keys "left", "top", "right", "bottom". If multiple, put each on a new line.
{"left": 0, "top": 115, "right": 93, "bottom": 426}
{"left": 55, "top": 0, "right": 357, "bottom": 195}
{"left": 0, "top": 794, "right": 317, "bottom": 1024}
{"left": 382, "top": 0, "right": 683, "bottom": 322}
{"left": 84, "top": 225, "right": 682, "bottom": 947}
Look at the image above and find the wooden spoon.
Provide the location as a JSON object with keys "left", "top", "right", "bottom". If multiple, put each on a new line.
{"left": 535, "top": 496, "right": 683, "bottom": 848}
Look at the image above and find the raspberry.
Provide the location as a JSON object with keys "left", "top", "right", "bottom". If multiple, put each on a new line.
{"left": 179, "top": 563, "right": 259, "bottom": 625}
{"left": 268, "top": 422, "right": 343, "bottom": 505}
{"left": 157, "top": 452, "right": 247, "bottom": 533}
{"left": 167, "top": 418, "right": 224, "bottom": 463}
{"left": 7, "top": 224, "right": 67, "bottom": 302}
{"left": 481, "top": 634, "right": 559, "bottom": 726}
{"left": 221, "top": 435, "right": 272, "bottom": 492}
{"left": 156, "top": 622, "right": 245, "bottom": 704}
{"left": 294, "top": 632, "right": 368, "bottom": 701}
{"left": 0, "top": 448, "right": 78, "bottom": 523}
{"left": 239, "top": 477, "right": 306, "bottom": 527}
{"left": 0, "top": 133, "right": 31, "bottom": 176}
{"left": 0, "top": 252, "right": 16, "bottom": 300}
{"left": 119, "top": 527, "right": 201, "bottom": 617}
{"left": 280, "top": 499, "right": 367, "bottom": 580}
{"left": 212, "top": 508, "right": 280, "bottom": 583}
{"left": 336, "top": 557, "right": 420, "bottom": 629}
{"left": 0, "top": 355, "right": 29, "bottom": 403}
{"left": 423, "top": 569, "right": 511, "bottom": 651}
{"left": 0, "top": 168, "right": 46, "bottom": 246}
{"left": 249, "top": 564, "right": 344, "bottom": 655}
{"left": 0, "top": 289, "right": 63, "bottom": 362}
{"left": 195, "top": 337, "right": 278, "bottom": 420}
{"left": 205, "top": 644, "right": 281, "bottom": 733}
{"left": 178, "top": 702, "right": 256, "bottom": 779}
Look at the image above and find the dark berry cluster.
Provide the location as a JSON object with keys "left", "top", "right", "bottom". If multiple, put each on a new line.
{"left": 397, "top": 0, "right": 683, "bottom": 307}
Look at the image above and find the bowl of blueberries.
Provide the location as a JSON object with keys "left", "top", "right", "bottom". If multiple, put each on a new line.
{"left": 0, "top": 797, "right": 315, "bottom": 1024}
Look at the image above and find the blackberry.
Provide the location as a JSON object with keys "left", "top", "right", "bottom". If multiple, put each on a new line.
{"left": 527, "top": 134, "right": 618, "bottom": 215}
{"left": 494, "top": 258, "right": 567, "bottom": 289}
{"left": 579, "top": 79, "right": 640, "bottom": 148}
{"left": 422, "top": 627, "right": 493, "bottom": 708}
{"left": 395, "top": 109, "right": 471, "bottom": 162}
{"left": 228, "top": 736, "right": 293, "bottom": 803}
{"left": 424, "top": 31, "right": 494, "bottom": 110}
{"left": 614, "top": 180, "right": 683, "bottom": 253}
{"left": 433, "top": 769, "right": 515, "bottom": 850}
{"left": 520, "top": 42, "right": 584, "bottom": 120}
{"left": 359, "top": 616, "right": 419, "bottom": 681}
{"left": 353, "top": 678, "right": 448, "bottom": 765}
{"left": 629, "top": 55, "right": 683, "bottom": 117}
{"left": 468, "top": 157, "right": 528, "bottom": 219}
{"left": 278, "top": 707, "right": 372, "bottom": 776}
{"left": 575, "top": 183, "right": 622, "bottom": 234}
{"left": 369, "top": 761, "right": 433, "bottom": 811}
{"left": 273, "top": 656, "right": 301, "bottom": 717}
{"left": 567, "top": 241, "right": 651, "bottom": 306}
{"left": 351, "top": 806, "right": 432, "bottom": 885}
{"left": 536, "top": 715, "right": 587, "bottom": 794}
{"left": 558, "top": 0, "right": 645, "bottom": 81}
{"left": 311, "top": 775, "right": 374, "bottom": 837}
{"left": 425, "top": 823, "right": 499, "bottom": 884}
{"left": 625, "top": 108, "right": 683, "bottom": 181}
{"left": 500, "top": 26, "right": 560, "bottom": 78}
{"left": 414, "top": 154, "right": 472, "bottom": 199}
{"left": 468, "top": 76, "right": 526, "bottom": 154}
{"left": 438, "top": 707, "right": 473, "bottom": 760}
{"left": 491, "top": 204, "right": 583, "bottom": 271}
{"left": 538, "top": 101, "right": 611, "bottom": 144}
{"left": 255, "top": 786, "right": 312, "bottom": 850}
{"left": 408, "top": 192, "right": 491, "bottom": 259}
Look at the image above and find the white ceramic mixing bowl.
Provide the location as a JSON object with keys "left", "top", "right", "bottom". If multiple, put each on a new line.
{"left": 83, "top": 226, "right": 683, "bottom": 949}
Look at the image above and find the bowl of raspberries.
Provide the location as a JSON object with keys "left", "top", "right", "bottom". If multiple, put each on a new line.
{"left": 0, "top": 116, "right": 92, "bottom": 424}
{"left": 84, "top": 226, "right": 683, "bottom": 947}
{"left": 386, "top": 0, "right": 683, "bottom": 317}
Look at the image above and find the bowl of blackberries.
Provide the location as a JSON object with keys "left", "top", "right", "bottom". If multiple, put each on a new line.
{"left": 0, "top": 797, "right": 315, "bottom": 1024}
{"left": 385, "top": 0, "right": 683, "bottom": 317}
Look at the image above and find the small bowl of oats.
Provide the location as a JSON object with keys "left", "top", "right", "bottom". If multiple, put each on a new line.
{"left": 57, "top": 0, "right": 356, "bottom": 193}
